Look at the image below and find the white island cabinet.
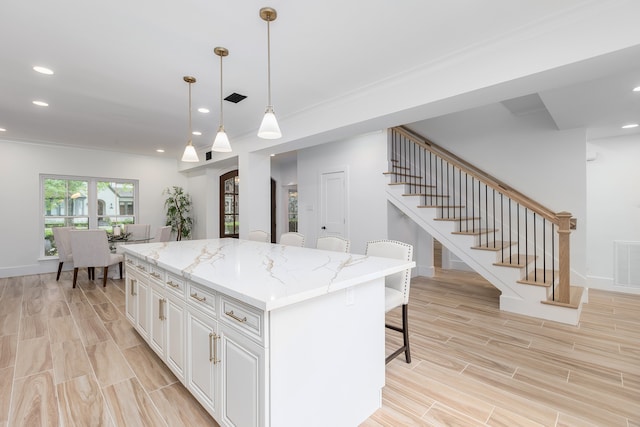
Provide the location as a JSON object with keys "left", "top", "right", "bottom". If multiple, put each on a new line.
{"left": 122, "top": 238, "right": 414, "bottom": 427}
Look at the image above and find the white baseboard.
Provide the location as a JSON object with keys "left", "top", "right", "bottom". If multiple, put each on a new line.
{"left": 416, "top": 265, "right": 435, "bottom": 278}
{"left": 587, "top": 274, "right": 640, "bottom": 295}
{"left": 0, "top": 259, "right": 61, "bottom": 278}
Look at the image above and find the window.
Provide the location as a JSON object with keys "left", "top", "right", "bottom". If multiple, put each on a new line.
{"left": 219, "top": 170, "right": 239, "bottom": 238}
{"left": 42, "top": 175, "right": 138, "bottom": 257}
{"left": 287, "top": 186, "right": 298, "bottom": 232}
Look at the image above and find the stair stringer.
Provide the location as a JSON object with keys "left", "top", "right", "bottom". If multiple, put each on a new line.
{"left": 386, "top": 183, "right": 582, "bottom": 324}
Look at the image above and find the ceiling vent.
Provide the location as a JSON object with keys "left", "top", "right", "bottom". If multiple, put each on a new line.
{"left": 225, "top": 93, "right": 247, "bottom": 103}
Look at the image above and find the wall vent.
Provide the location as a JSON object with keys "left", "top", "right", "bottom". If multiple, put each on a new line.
{"left": 614, "top": 241, "right": 640, "bottom": 287}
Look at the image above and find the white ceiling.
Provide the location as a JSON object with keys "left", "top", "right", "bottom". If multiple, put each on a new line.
{"left": 1, "top": 0, "right": 639, "bottom": 160}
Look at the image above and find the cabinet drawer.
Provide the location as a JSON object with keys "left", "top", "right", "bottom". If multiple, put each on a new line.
{"left": 125, "top": 256, "right": 137, "bottom": 269}
{"left": 187, "top": 282, "right": 216, "bottom": 316}
{"left": 149, "top": 265, "right": 165, "bottom": 285}
{"left": 165, "top": 273, "right": 186, "bottom": 298}
{"left": 220, "top": 296, "right": 263, "bottom": 343}
{"left": 133, "top": 259, "right": 149, "bottom": 275}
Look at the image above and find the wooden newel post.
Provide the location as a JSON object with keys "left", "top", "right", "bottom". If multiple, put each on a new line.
{"left": 556, "top": 212, "right": 573, "bottom": 304}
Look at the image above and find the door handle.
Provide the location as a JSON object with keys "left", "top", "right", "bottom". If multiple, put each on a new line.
{"left": 321, "top": 226, "right": 326, "bottom": 230}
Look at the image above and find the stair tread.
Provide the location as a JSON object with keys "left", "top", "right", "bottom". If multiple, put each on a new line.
{"left": 383, "top": 171, "right": 422, "bottom": 179}
{"left": 452, "top": 228, "right": 497, "bottom": 236}
{"left": 389, "top": 182, "right": 436, "bottom": 188}
{"left": 471, "top": 241, "right": 516, "bottom": 251}
{"left": 517, "top": 269, "right": 559, "bottom": 286}
{"left": 494, "top": 255, "right": 537, "bottom": 268}
{"left": 392, "top": 165, "right": 410, "bottom": 171}
{"left": 541, "top": 286, "right": 584, "bottom": 309}
{"left": 434, "top": 217, "right": 480, "bottom": 221}
{"left": 403, "top": 193, "right": 449, "bottom": 198}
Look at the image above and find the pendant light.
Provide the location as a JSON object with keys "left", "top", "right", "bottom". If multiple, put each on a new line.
{"left": 181, "top": 76, "right": 199, "bottom": 162}
{"left": 258, "top": 7, "right": 282, "bottom": 139}
{"left": 212, "top": 47, "right": 232, "bottom": 152}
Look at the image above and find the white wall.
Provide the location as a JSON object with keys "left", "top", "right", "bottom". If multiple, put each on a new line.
{"left": 388, "top": 202, "right": 434, "bottom": 278}
{"left": 297, "top": 131, "right": 388, "bottom": 255}
{"left": 0, "top": 139, "right": 187, "bottom": 277}
{"left": 271, "top": 155, "right": 298, "bottom": 241}
{"left": 409, "top": 103, "right": 588, "bottom": 282}
{"left": 587, "top": 135, "right": 640, "bottom": 293}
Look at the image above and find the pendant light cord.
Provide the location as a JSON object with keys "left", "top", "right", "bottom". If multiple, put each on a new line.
{"left": 267, "top": 18, "right": 272, "bottom": 107}
{"left": 188, "top": 81, "right": 193, "bottom": 144}
{"left": 219, "top": 53, "right": 224, "bottom": 127}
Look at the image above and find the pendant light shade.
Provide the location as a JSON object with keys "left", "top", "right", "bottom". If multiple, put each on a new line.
{"left": 181, "top": 143, "right": 199, "bottom": 162}
{"left": 258, "top": 106, "right": 281, "bottom": 139}
{"left": 258, "top": 7, "right": 282, "bottom": 139}
{"left": 212, "top": 126, "right": 232, "bottom": 152}
{"left": 212, "top": 47, "right": 232, "bottom": 152}
{"left": 181, "top": 76, "right": 200, "bottom": 162}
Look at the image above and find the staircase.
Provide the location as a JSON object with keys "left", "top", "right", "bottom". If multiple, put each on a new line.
{"left": 385, "top": 127, "right": 586, "bottom": 325}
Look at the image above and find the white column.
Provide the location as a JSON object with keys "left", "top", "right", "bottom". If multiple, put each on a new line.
{"left": 239, "top": 152, "right": 271, "bottom": 239}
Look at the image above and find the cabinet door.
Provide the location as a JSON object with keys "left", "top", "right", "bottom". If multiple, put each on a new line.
{"left": 186, "top": 307, "right": 218, "bottom": 418}
{"left": 125, "top": 275, "right": 137, "bottom": 324}
{"left": 136, "top": 278, "right": 150, "bottom": 340}
{"left": 220, "top": 325, "right": 265, "bottom": 427}
{"left": 166, "top": 296, "right": 185, "bottom": 381}
{"left": 149, "top": 286, "right": 166, "bottom": 357}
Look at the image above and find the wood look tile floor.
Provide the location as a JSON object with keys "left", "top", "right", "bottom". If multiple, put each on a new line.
{"left": 0, "top": 272, "right": 218, "bottom": 427}
{"left": 0, "top": 269, "right": 638, "bottom": 426}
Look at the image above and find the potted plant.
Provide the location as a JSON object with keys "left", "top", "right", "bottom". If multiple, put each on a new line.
{"left": 163, "top": 186, "right": 193, "bottom": 240}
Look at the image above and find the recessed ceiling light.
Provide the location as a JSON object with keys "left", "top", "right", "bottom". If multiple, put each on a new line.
{"left": 156, "top": 149, "right": 165, "bottom": 153}
{"left": 192, "top": 131, "right": 202, "bottom": 136}
{"left": 197, "top": 108, "right": 210, "bottom": 113}
{"left": 33, "top": 100, "right": 49, "bottom": 107}
{"left": 33, "top": 66, "right": 54, "bottom": 75}
{"left": 270, "top": 154, "right": 275, "bottom": 157}
{"left": 0, "top": 128, "right": 6, "bottom": 132}
{"left": 622, "top": 123, "right": 638, "bottom": 129}
{"left": 633, "top": 86, "right": 640, "bottom": 92}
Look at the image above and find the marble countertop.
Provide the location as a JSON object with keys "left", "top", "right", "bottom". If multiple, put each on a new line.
{"left": 121, "top": 238, "right": 415, "bottom": 311}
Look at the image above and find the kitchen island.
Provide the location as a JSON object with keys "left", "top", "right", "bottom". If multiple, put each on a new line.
{"left": 122, "top": 238, "right": 414, "bottom": 427}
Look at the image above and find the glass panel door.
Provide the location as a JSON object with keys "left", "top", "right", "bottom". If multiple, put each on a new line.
{"left": 220, "top": 170, "right": 239, "bottom": 238}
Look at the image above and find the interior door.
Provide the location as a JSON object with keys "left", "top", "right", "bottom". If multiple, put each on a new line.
{"left": 320, "top": 170, "right": 346, "bottom": 237}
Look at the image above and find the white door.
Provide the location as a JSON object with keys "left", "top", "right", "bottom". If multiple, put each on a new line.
{"left": 186, "top": 307, "right": 218, "bottom": 417}
{"left": 149, "top": 285, "right": 166, "bottom": 358}
{"left": 219, "top": 324, "right": 264, "bottom": 427}
{"left": 320, "top": 170, "right": 347, "bottom": 237}
{"left": 125, "top": 275, "right": 137, "bottom": 324}
{"left": 166, "top": 296, "right": 185, "bottom": 381}
{"left": 136, "top": 279, "right": 150, "bottom": 340}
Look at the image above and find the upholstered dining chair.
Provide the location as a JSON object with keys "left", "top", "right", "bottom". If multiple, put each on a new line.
{"left": 280, "top": 232, "right": 305, "bottom": 247}
{"left": 52, "top": 226, "right": 74, "bottom": 281}
{"left": 150, "top": 226, "right": 172, "bottom": 242}
{"left": 247, "top": 230, "right": 270, "bottom": 242}
{"left": 365, "top": 239, "right": 414, "bottom": 364}
{"left": 316, "top": 236, "right": 350, "bottom": 253}
{"left": 125, "top": 224, "right": 151, "bottom": 241}
{"left": 70, "top": 230, "right": 123, "bottom": 288}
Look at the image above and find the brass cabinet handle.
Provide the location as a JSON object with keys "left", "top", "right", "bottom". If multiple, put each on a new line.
{"left": 159, "top": 298, "right": 166, "bottom": 320}
{"left": 151, "top": 272, "right": 161, "bottom": 279}
{"left": 190, "top": 293, "right": 206, "bottom": 302}
{"left": 225, "top": 310, "right": 247, "bottom": 323}
{"left": 167, "top": 280, "right": 179, "bottom": 288}
{"left": 209, "top": 332, "right": 220, "bottom": 364}
{"left": 136, "top": 265, "right": 146, "bottom": 271}
{"left": 126, "top": 259, "right": 134, "bottom": 265}
{"left": 130, "top": 279, "right": 137, "bottom": 296}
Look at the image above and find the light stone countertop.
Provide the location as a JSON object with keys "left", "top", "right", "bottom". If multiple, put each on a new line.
{"left": 122, "top": 238, "right": 415, "bottom": 311}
